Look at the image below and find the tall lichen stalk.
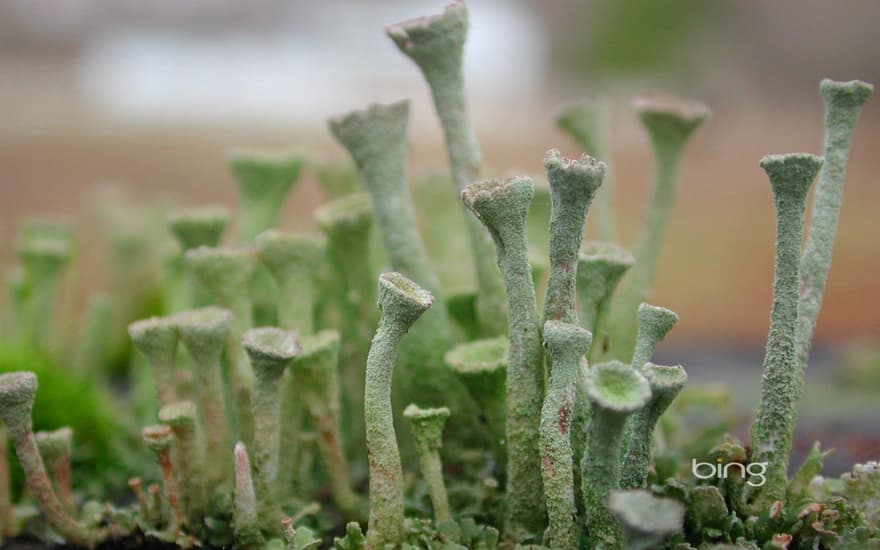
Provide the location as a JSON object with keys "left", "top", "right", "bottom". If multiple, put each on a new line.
{"left": 462, "top": 176, "right": 545, "bottom": 539}
{"left": 607, "top": 95, "right": 709, "bottom": 359}
{"left": 748, "top": 154, "right": 823, "bottom": 510}
{"left": 795, "top": 80, "right": 873, "bottom": 389}
{"left": 540, "top": 321, "right": 591, "bottom": 550}
{"left": 363, "top": 273, "right": 433, "bottom": 548}
{"left": 387, "top": 0, "right": 508, "bottom": 337}
{"left": 329, "top": 101, "right": 465, "bottom": 414}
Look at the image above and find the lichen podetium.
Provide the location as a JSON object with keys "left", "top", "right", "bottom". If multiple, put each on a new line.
{"left": 607, "top": 95, "right": 710, "bottom": 360}
{"left": 364, "top": 273, "right": 433, "bottom": 548}
{"left": 462, "top": 176, "right": 544, "bottom": 540}
{"left": 795, "top": 80, "right": 873, "bottom": 399}
{"left": 329, "top": 102, "right": 469, "bottom": 418}
{"left": 387, "top": 1, "right": 507, "bottom": 337}
{"left": 581, "top": 361, "right": 651, "bottom": 550}
{"left": 540, "top": 320, "right": 592, "bottom": 550}
{"left": 542, "top": 149, "right": 606, "bottom": 326}
{"left": 747, "top": 153, "right": 823, "bottom": 510}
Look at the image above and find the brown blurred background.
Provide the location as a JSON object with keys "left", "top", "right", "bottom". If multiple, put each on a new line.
{"left": 1, "top": 1, "right": 878, "bottom": 376}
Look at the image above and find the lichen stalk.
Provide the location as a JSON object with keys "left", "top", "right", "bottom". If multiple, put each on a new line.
{"left": 176, "top": 307, "right": 234, "bottom": 487}
{"left": 329, "top": 101, "right": 462, "bottom": 413}
{"left": 387, "top": 1, "right": 507, "bottom": 336}
{"left": 444, "top": 337, "right": 508, "bottom": 464}
{"left": 542, "top": 149, "right": 606, "bottom": 325}
{"left": 364, "top": 272, "right": 433, "bottom": 548}
{"left": 748, "top": 153, "right": 823, "bottom": 509}
{"left": 556, "top": 97, "right": 616, "bottom": 241}
{"left": 403, "top": 404, "right": 452, "bottom": 524}
{"left": 35, "top": 427, "right": 74, "bottom": 514}
{"left": 581, "top": 361, "right": 651, "bottom": 549}
{"left": 290, "top": 330, "right": 360, "bottom": 520}
{"left": 129, "top": 478, "right": 149, "bottom": 523}
{"left": 0, "top": 372, "right": 106, "bottom": 548}
{"left": 167, "top": 206, "right": 230, "bottom": 310}
{"left": 795, "top": 80, "right": 873, "bottom": 388}
{"left": 242, "top": 327, "right": 300, "bottom": 531}
{"left": 233, "top": 442, "right": 265, "bottom": 550}
{"left": 608, "top": 95, "right": 709, "bottom": 359}
{"left": 255, "top": 231, "right": 325, "bottom": 334}
{"left": 227, "top": 149, "right": 305, "bottom": 243}
{"left": 462, "top": 176, "right": 545, "bottom": 539}
{"left": 159, "top": 401, "right": 207, "bottom": 531}
{"left": 143, "top": 424, "right": 185, "bottom": 535}
{"left": 128, "top": 316, "right": 180, "bottom": 408}
{"left": 630, "top": 303, "right": 678, "bottom": 371}
{"left": 620, "top": 363, "right": 687, "bottom": 489}
{"left": 185, "top": 247, "right": 257, "bottom": 446}
{"left": 16, "top": 235, "right": 71, "bottom": 347}
{"left": 575, "top": 242, "right": 634, "bottom": 361}
{"left": 540, "top": 321, "right": 591, "bottom": 550}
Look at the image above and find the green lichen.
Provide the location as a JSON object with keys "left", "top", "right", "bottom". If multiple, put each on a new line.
{"left": 608, "top": 489, "right": 684, "bottom": 550}
{"left": 630, "top": 303, "right": 678, "bottom": 371}
{"left": 581, "top": 361, "right": 651, "bottom": 549}
{"left": 576, "top": 241, "right": 634, "bottom": 361}
{"left": 540, "top": 320, "right": 591, "bottom": 550}
{"left": 542, "top": 149, "right": 606, "bottom": 325}
{"left": 608, "top": 95, "right": 710, "bottom": 360}
{"left": 462, "top": 176, "right": 545, "bottom": 540}
{"left": 620, "top": 363, "right": 687, "bottom": 489}
{"left": 748, "top": 153, "right": 823, "bottom": 511}
{"left": 233, "top": 442, "right": 264, "bottom": 550}
{"left": 158, "top": 401, "right": 206, "bottom": 533}
{"left": 128, "top": 315, "right": 180, "bottom": 407}
{"left": 403, "top": 404, "right": 451, "bottom": 524}
{"left": 242, "top": 327, "right": 300, "bottom": 531}
{"left": 364, "top": 272, "right": 433, "bottom": 548}
{"left": 387, "top": 0, "right": 507, "bottom": 338}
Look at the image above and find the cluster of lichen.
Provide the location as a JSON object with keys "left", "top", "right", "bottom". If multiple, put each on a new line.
{"left": 0, "top": 2, "right": 877, "bottom": 550}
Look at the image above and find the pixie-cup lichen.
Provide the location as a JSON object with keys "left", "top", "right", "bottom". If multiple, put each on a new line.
{"left": 608, "top": 95, "right": 710, "bottom": 360}
{"left": 129, "top": 315, "right": 180, "bottom": 407}
{"left": 143, "top": 424, "right": 185, "bottom": 535}
{"left": 630, "top": 303, "right": 679, "bottom": 371}
{"left": 35, "top": 426, "right": 74, "bottom": 514}
{"left": 542, "top": 149, "right": 606, "bottom": 326}
{"left": 620, "top": 363, "right": 687, "bottom": 490}
{"left": 364, "top": 272, "right": 433, "bottom": 548}
{"left": 581, "top": 361, "right": 651, "bottom": 549}
{"left": 576, "top": 241, "right": 635, "bottom": 361}
{"left": 387, "top": 0, "right": 507, "bottom": 337}
{"left": 175, "top": 307, "right": 234, "bottom": 488}
{"left": 242, "top": 327, "right": 300, "bottom": 531}
{"left": 0, "top": 372, "right": 107, "bottom": 548}
{"left": 403, "top": 404, "right": 452, "bottom": 524}
{"left": 462, "top": 176, "right": 544, "bottom": 539}
{"left": 748, "top": 153, "right": 823, "bottom": 510}
{"left": 540, "top": 320, "right": 592, "bottom": 550}
{"left": 158, "top": 401, "right": 206, "bottom": 534}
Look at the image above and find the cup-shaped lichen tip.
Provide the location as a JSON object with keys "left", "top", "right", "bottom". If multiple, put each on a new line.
{"left": 543, "top": 148, "right": 607, "bottom": 192}
{"left": 377, "top": 272, "right": 433, "bottom": 328}
{"left": 128, "top": 316, "right": 179, "bottom": 363}
{"left": 543, "top": 319, "right": 592, "bottom": 356}
{"left": 328, "top": 100, "right": 410, "bottom": 157}
{"left": 314, "top": 193, "right": 373, "bottom": 235}
{"left": 184, "top": 246, "right": 258, "bottom": 291}
{"left": 158, "top": 401, "right": 198, "bottom": 430}
{"left": 227, "top": 148, "right": 305, "bottom": 193}
{"left": 175, "top": 307, "right": 233, "bottom": 360}
{"left": 292, "top": 329, "right": 340, "bottom": 371}
{"left": 403, "top": 404, "right": 450, "bottom": 450}
{"left": 0, "top": 372, "right": 37, "bottom": 439}
{"left": 168, "top": 206, "right": 230, "bottom": 251}
{"left": 819, "top": 79, "right": 874, "bottom": 107}
{"left": 256, "top": 230, "right": 325, "bottom": 272}
{"left": 633, "top": 94, "right": 711, "bottom": 143}
{"left": 760, "top": 153, "right": 824, "bottom": 199}
{"left": 579, "top": 241, "right": 635, "bottom": 280}
{"left": 444, "top": 336, "right": 508, "bottom": 374}
{"left": 35, "top": 427, "right": 73, "bottom": 466}
{"left": 142, "top": 424, "right": 174, "bottom": 454}
{"left": 242, "top": 327, "right": 301, "bottom": 377}
{"left": 637, "top": 303, "right": 678, "bottom": 337}
{"left": 555, "top": 96, "right": 611, "bottom": 155}
{"left": 385, "top": 0, "right": 467, "bottom": 58}
{"left": 642, "top": 362, "right": 688, "bottom": 392}
{"left": 609, "top": 489, "right": 685, "bottom": 549}
{"left": 461, "top": 176, "right": 534, "bottom": 236}
{"left": 16, "top": 236, "right": 72, "bottom": 267}
{"left": 586, "top": 361, "right": 652, "bottom": 413}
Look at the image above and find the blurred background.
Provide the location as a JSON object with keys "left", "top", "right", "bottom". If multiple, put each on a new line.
{"left": 1, "top": 0, "right": 878, "bottom": 470}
